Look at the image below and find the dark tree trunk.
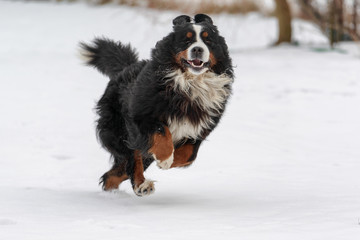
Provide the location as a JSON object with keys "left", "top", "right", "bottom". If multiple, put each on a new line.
{"left": 335, "top": 0, "right": 344, "bottom": 41}
{"left": 354, "top": 0, "right": 359, "bottom": 36}
{"left": 329, "top": 0, "right": 336, "bottom": 47}
{"left": 275, "top": 0, "right": 292, "bottom": 45}
{"left": 329, "top": 0, "right": 344, "bottom": 47}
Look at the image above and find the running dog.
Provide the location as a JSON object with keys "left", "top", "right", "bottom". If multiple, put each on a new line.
{"left": 80, "top": 14, "right": 234, "bottom": 196}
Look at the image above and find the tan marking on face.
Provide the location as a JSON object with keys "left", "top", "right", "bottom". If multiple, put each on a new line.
{"left": 175, "top": 49, "right": 188, "bottom": 67}
{"left": 202, "top": 31, "right": 208, "bottom": 38}
{"left": 186, "top": 32, "right": 193, "bottom": 38}
{"left": 149, "top": 126, "right": 174, "bottom": 161}
{"left": 209, "top": 52, "right": 217, "bottom": 67}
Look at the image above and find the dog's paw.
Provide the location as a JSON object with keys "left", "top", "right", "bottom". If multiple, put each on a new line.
{"left": 155, "top": 151, "right": 174, "bottom": 170}
{"left": 134, "top": 180, "right": 155, "bottom": 197}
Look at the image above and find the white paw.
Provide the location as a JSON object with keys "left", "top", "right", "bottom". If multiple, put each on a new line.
{"left": 134, "top": 180, "right": 155, "bottom": 197}
{"left": 155, "top": 151, "right": 174, "bottom": 170}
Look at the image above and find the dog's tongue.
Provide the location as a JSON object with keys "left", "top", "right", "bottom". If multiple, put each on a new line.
{"left": 192, "top": 59, "right": 202, "bottom": 66}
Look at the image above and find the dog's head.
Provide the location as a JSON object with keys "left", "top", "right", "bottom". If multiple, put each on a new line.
{"left": 153, "top": 14, "right": 232, "bottom": 76}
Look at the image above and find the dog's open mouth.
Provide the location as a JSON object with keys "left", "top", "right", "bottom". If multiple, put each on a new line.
{"left": 187, "top": 59, "right": 204, "bottom": 68}
{"left": 182, "top": 58, "right": 209, "bottom": 71}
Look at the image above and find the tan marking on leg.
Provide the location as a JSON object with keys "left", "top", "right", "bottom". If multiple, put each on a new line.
{"left": 133, "top": 150, "right": 145, "bottom": 187}
{"left": 133, "top": 150, "right": 155, "bottom": 196}
{"left": 171, "top": 144, "right": 194, "bottom": 168}
{"left": 104, "top": 174, "right": 128, "bottom": 191}
{"left": 102, "top": 161, "right": 128, "bottom": 191}
{"left": 149, "top": 126, "right": 174, "bottom": 162}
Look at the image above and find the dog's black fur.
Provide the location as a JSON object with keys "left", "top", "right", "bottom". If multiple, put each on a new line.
{"left": 80, "top": 14, "right": 234, "bottom": 196}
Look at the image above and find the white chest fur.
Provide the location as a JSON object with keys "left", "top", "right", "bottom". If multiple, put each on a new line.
{"left": 166, "top": 70, "right": 233, "bottom": 144}
{"left": 168, "top": 117, "right": 206, "bottom": 144}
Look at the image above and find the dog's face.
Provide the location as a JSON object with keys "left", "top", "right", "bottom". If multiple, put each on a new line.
{"left": 171, "top": 14, "right": 228, "bottom": 75}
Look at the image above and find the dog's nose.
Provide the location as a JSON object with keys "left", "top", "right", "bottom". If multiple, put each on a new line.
{"left": 191, "top": 47, "right": 204, "bottom": 59}
{"left": 191, "top": 47, "right": 204, "bottom": 54}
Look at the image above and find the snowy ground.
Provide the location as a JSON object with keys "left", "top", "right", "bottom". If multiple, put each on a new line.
{"left": 1, "top": 1, "right": 360, "bottom": 239}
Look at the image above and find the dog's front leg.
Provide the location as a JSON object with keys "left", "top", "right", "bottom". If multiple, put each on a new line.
{"left": 170, "top": 140, "right": 202, "bottom": 168}
{"left": 149, "top": 126, "right": 174, "bottom": 170}
{"left": 131, "top": 150, "right": 155, "bottom": 196}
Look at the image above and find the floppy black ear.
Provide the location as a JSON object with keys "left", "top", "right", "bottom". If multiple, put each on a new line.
{"left": 194, "top": 14, "right": 213, "bottom": 24}
{"left": 173, "top": 15, "right": 191, "bottom": 26}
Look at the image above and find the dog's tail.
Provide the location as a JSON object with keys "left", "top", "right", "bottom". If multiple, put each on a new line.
{"left": 79, "top": 38, "right": 138, "bottom": 79}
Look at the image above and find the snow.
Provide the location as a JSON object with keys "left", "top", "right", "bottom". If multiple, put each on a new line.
{"left": 1, "top": 1, "right": 360, "bottom": 239}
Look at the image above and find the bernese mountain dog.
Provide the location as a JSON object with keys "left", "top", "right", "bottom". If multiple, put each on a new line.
{"left": 80, "top": 14, "right": 234, "bottom": 196}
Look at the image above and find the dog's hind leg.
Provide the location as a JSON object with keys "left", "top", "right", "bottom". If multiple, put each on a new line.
{"left": 100, "top": 160, "right": 129, "bottom": 191}
{"left": 130, "top": 150, "right": 155, "bottom": 197}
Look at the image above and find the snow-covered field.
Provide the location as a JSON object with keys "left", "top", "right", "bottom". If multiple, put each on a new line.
{"left": 1, "top": 1, "right": 360, "bottom": 239}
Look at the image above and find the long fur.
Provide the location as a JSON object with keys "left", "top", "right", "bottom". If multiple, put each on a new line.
{"left": 80, "top": 14, "right": 234, "bottom": 191}
{"left": 80, "top": 38, "right": 139, "bottom": 80}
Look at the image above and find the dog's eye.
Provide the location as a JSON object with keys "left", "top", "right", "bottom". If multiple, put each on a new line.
{"left": 184, "top": 32, "right": 193, "bottom": 44}
{"left": 202, "top": 31, "right": 211, "bottom": 44}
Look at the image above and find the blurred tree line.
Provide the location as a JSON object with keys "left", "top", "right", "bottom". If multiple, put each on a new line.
{"left": 276, "top": 0, "right": 359, "bottom": 47}
{"left": 52, "top": 0, "right": 360, "bottom": 46}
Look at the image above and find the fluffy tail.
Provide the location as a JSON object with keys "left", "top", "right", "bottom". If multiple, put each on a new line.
{"left": 79, "top": 38, "right": 138, "bottom": 79}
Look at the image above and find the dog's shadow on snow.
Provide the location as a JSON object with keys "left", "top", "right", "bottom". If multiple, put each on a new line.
{"left": 97, "top": 189, "right": 209, "bottom": 207}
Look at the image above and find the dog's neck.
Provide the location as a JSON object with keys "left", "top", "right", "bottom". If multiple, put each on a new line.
{"left": 165, "top": 69, "right": 233, "bottom": 144}
{"left": 166, "top": 69, "right": 232, "bottom": 111}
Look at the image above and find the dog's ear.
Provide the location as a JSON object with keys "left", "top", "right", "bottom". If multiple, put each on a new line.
{"left": 194, "top": 14, "right": 213, "bottom": 25}
{"left": 173, "top": 15, "right": 191, "bottom": 26}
